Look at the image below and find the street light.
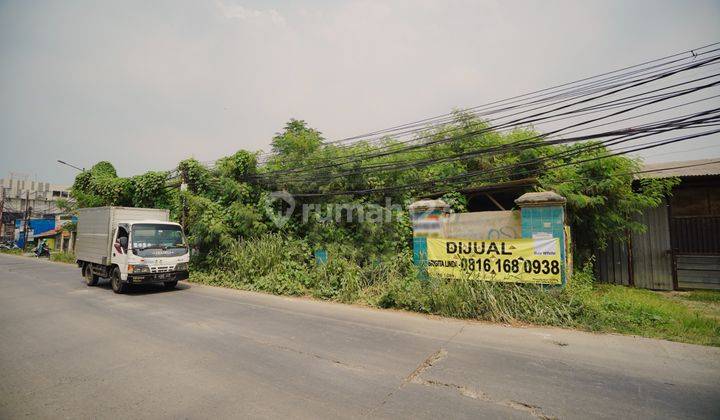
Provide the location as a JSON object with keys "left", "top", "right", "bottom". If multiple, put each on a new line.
{"left": 57, "top": 160, "right": 85, "bottom": 172}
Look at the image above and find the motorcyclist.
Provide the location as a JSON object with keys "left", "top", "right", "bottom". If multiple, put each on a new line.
{"left": 35, "top": 239, "right": 50, "bottom": 258}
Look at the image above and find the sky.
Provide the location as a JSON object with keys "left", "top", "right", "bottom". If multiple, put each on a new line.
{"left": 1, "top": 0, "right": 720, "bottom": 184}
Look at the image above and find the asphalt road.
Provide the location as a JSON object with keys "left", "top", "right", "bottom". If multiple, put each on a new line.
{"left": 1, "top": 254, "right": 719, "bottom": 419}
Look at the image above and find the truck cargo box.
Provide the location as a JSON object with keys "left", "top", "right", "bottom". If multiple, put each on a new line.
{"left": 76, "top": 207, "right": 170, "bottom": 265}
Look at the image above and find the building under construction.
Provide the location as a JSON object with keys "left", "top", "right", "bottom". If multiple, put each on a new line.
{"left": 0, "top": 174, "right": 71, "bottom": 241}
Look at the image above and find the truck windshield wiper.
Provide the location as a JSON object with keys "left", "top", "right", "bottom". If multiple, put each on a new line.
{"left": 135, "top": 245, "right": 167, "bottom": 251}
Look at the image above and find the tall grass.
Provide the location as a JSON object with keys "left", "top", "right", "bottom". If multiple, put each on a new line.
{"left": 190, "top": 235, "right": 720, "bottom": 345}
{"left": 50, "top": 251, "right": 77, "bottom": 264}
{"left": 0, "top": 248, "right": 23, "bottom": 255}
{"left": 682, "top": 290, "right": 720, "bottom": 303}
{"left": 578, "top": 285, "right": 720, "bottom": 346}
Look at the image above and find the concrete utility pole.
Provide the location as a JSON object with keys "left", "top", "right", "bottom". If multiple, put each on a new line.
{"left": 0, "top": 186, "right": 4, "bottom": 238}
{"left": 179, "top": 167, "right": 189, "bottom": 230}
{"left": 22, "top": 190, "right": 30, "bottom": 251}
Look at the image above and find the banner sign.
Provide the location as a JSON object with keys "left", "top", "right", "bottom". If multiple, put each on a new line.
{"left": 426, "top": 237, "right": 562, "bottom": 284}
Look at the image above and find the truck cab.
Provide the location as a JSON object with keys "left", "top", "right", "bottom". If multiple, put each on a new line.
{"left": 111, "top": 220, "right": 190, "bottom": 292}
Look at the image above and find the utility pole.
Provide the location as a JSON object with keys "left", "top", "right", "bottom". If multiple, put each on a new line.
{"left": 22, "top": 190, "right": 30, "bottom": 251}
{"left": 179, "top": 173, "right": 188, "bottom": 230}
{"left": 0, "top": 186, "right": 5, "bottom": 239}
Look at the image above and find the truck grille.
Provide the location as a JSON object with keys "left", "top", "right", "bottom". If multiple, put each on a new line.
{"left": 150, "top": 265, "right": 174, "bottom": 273}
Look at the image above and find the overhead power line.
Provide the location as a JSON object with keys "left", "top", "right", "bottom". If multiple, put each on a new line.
{"left": 172, "top": 42, "right": 720, "bottom": 199}
{"left": 254, "top": 41, "right": 720, "bottom": 156}
{"left": 257, "top": 108, "right": 720, "bottom": 187}
{"left": 250, "top": 52, "right": 720, "bottom": 180}
{"left": 290, "top": 126, "right": 720, "bottom": 197}
{"left": 253, "top": 81, "right": 720, "bottom": 185}
{"left": 251, "top": 43, "right": 720, "bottom": 164}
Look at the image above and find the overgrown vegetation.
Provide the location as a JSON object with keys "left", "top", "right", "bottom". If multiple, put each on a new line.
{"left": 0, "top": 248, "right": 22, "bottom": 255}
{"left": 50, "top": 252, "right": 76, "bottom": 264}
{"left": 579, "top": 286, "right": 720, "bottom": 346}
{"left": 191, "top": 233, "right": 583, "bottom": 322}
{"left": 71, "top": 114, "right": 677, "bottom": 266}
{"left": 681, "top": 290, "right": 720, "bottom": 304}
{"left": 68, "top": 114, "right": 707, "bottom": 344}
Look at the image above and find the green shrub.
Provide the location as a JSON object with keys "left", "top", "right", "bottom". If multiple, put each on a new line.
{"left": 50, "top": 252, "right": 77, "bottom": 264}
{"left": 194, "top": 233, "right": 314, "bottom": 296}
{"left": 375, "top": 274, "right": 428, "bottom": 312}
{"left": 209, "top": 233, "right": 311, "bottom": 277}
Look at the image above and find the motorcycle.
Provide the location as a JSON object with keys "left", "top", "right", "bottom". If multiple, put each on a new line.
{"left": 0, "top": 241, "right": 20, "bottom": 251}
{"left": 34, "top": 243, "right": 51, "bottom": 258}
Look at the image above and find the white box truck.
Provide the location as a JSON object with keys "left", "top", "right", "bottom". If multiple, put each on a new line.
{"left": 76, "top": 207, "right": 190, "bottom": 293}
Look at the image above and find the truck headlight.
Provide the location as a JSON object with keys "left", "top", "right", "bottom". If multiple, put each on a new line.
{"left": 128, "top": 264, "right": 150, "bottom": 274}
{"left": 175, "top": 262, "right": 189, "bottom": 271}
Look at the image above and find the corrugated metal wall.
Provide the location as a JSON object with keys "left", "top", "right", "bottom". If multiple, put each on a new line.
{"left": 670, "top": 217, "right": 720, "bottom": 253}
{"left": 669, "top": 215, "right": 720, "bottom": 290}
{"left": 598, "top": 203, "right": 674, "bottom": 290}
{"left": 631, "top": 204, "right": 673, "bottom": 290}
{"left": 676, "top": 255, "right": 720, "bottom": 290}
{"left": 597, "top": 238, "right": 630, "bottom": 286}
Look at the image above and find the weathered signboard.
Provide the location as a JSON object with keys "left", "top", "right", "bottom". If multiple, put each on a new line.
{"left": 442, "top": 210, "right": 520, "bottom": 240}
{"left": 426, "top": 237, "right": 562, "bottom": 284}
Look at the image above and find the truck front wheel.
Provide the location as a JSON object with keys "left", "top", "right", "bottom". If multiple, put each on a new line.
{"left": 110, "top": 268, "right": 127, "bottom": 294}
{"left": 83, "top": 264, "right": 99, "bottom": 286}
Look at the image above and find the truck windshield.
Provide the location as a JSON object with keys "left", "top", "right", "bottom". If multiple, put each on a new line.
{"left": 131, "top": 224, "right": 188, "bottom": 256}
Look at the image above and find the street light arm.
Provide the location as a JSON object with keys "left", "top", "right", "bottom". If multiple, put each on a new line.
{"left": 57, "top": 160, "right": 85, "bottom": 172}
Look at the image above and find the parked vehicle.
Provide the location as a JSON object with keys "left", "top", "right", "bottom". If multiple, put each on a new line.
{"left": 0, "top": 241, "right": 19, "bottom": 250}
{"left": 75, "top": 207, "right": 190, "bottom": 293}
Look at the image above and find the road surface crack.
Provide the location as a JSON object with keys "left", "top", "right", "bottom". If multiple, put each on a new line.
{"left": 415, "top": 378, "right": 491, "bottom": 400}
{"left": 396, "top": 323, "right": 554, "bottom": 419}
{"left": 503, "top": 400, "right": 554, "bottom": 419}
{"left": 364, "top": 323, "right": 466, "bottom": 416}
{"left": 404, "top": 349, "right": 447, "bottom": 385}
{"left": 414, "top": 376, "right": 556, "bottom": 419}
{"left": 270, "top": 342, "right": 364, "bottom": 371}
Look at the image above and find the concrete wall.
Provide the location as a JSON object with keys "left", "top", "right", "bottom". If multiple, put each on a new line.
{"left": 519, "top": 205, "right": 568, "bottom": 286}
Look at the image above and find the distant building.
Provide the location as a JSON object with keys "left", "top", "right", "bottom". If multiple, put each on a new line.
{"left": 0, "top": 174, "right": 72, "bottom": 241}
{"left": 14, "top": 218, "right": 56, "bottom": 249}
{"left": 16, "top": 214, "right": 77, "bottom": 251}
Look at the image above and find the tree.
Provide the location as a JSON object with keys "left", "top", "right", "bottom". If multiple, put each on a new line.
{"left": 73, "top": 115, "right": 676, "bottom": 270}
{"left": 70, "top": 161, "right": 172, "bottom": 209}
{"left": 266, "top": 119, "right": 324, "bottom": 177}
{"left": 540, "top": 144, "right": 678, "bottom": 263}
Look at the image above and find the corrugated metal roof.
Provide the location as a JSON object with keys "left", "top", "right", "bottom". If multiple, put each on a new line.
{"left": 638, "top": 158, "right": 720, "bottom": 179}
{"left": 34, "top": 228, "right": 63, "bottom": 239}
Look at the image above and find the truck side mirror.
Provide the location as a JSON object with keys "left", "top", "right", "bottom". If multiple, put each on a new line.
{"left": 118, "top": 237, "right": 128, "bottom": 250}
